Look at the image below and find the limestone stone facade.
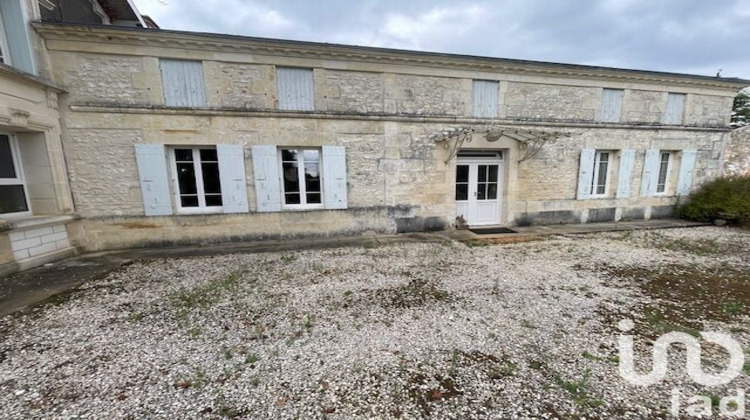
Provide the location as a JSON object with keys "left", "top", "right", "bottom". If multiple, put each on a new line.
{"left": 725, "top": 127, "right": 750, "bottom": 175}
{"left": 20, "top": 22, "right": 749, "bottom": 253}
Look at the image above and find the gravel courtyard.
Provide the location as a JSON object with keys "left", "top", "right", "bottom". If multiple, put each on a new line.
{"left": 1, "top": 227, "right": 749, "bottom": 419}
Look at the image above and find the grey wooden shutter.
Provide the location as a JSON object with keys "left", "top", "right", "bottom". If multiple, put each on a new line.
{"left": 663, "top": 93, "right": 686, "bottom": 125}
{"left": 322, "top": 145, "right": 348, "bottom": 209}
{"left": 616, "top": 149, "right": 636, "bottom": 198}
{"left": 600, "top": 89, "right": 623, "bottom": 123}
{"left": 251, "top": 145, "right": 282, "bottom": 212}
{"left": 676, "top": 150, "right": 697, "bottom": 196}
{"left": 277, "top": 68, "right": 314, "bottom": 111}
{"left": 576, "top": 149, "right": 596, "bottom": 200}
{"left": 160, "top": 59, "right": 207, "bottom": 107}
{"left": 217, "top": 144, "right": 249, "bottom": 213}
{"left": 472, "top": 80, "right": 499, "bottom": 118}
{"left": 0, "top": 0, "right": 36, "bottom": 73}
{"left": 134, "top": 144, "right": 173, "bottom": 216}
{"left": 640, "top": 149, "right": 660, "bottom": 197}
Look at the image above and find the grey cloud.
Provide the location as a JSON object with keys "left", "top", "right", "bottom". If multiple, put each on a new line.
{"left": 135, "top": 0, "right": 750, "bottom": 80}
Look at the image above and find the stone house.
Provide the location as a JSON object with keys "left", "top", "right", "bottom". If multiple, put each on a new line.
{"left": 0, "top": 0, "right": 748, "bottom": 274}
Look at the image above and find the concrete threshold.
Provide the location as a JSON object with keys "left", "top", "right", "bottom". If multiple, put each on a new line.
{"left": 0, "top": 219, "right": 707, "bottom": 316}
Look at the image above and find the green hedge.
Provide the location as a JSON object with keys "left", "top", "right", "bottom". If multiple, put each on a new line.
{"left": 676, "top": 175, "right": 750, "bottom": 225}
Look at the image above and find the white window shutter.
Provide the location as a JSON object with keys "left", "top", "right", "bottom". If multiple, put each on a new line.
{"left": 251, "top": 145, "right": 282, "bottom": 212}
{"left": 663, "top": 93, "right": 686, "bottom": 125}
{"left": 277, "top": 68, "right": 314, "bottom": 111}
{"left": 160, "top": 59, "right": 207, "bottom": 107}
{"left": 322, "top": 145, "right": 348, "bottom": 209}
{"left": 0, "top": 0, "right": 36, "bottom": 73}
{"left": 134, "top": 144, "right": 173, "bottom": 216}
{"left": 640, "top": 149, "right": 660, "bottom": 197}
{"left": 217, "top": 144, "right": 249, "bottom": 213}
{"left": 616, "top": 149, "right": 636, "bottom": 198}
{"left": 676, "top": 150, "right": 697, "bottom": 196}
{"left": 600, "top": 89, "right": 623, "bottom": 123}
{"left": 577, "top": 149, "right": 596, "bottom": 200}
{"left": 472, "top": 80, "right": 499, "bottom": 118}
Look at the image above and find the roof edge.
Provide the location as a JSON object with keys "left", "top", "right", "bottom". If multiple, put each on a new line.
{"left": 33, "top": 21, "right": 750, "bottom": 91}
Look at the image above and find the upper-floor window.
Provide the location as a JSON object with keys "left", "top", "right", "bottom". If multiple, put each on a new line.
{"left": 663, "top": 93, "right": 686, "bottom": 125}
{"left": 472, "top": 80, "right": 499, "bottom": 118}
{"left": 655, "top": 151, "right": 674, "bottom": 194}
{"left": 600, "top": 88, "right": 624, "bottom": 123}
{"left": 170, "top": 147, "right": 223, "bottom": 213}
{"left": 590, "top": 150, "right": 612, "bottom": 197}
{"left": 279, "top": 148, "right": 322, "bottom": 208}
{"left": 277, "top": 68, "right": 314, "bottom": 111}
{"left": 0, "top": 11, "right": 9, "bottom": 65}
{"left": 160, "top": 59, "right": 207, "bottom": 107}
{"left": 0, "top": 133, "right": 29, "bottom": 216}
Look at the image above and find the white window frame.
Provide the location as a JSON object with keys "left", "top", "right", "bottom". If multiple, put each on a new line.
{"left": 169, "top": 146, "right": 224, "bottom": 214}
{"left": 590, "top": 150, "right": 612, "bottom": 198}
{"left": 655, "top": 151, "right": 674, "bottom": 195}
{"left": 0, "top": 133, "right": 30, "bottom": 217}
{"left": 0, "top": 10, "right": 10, "bottom": 66}
{"left": 278, "top": 148, "right": 324, "bottom": 210}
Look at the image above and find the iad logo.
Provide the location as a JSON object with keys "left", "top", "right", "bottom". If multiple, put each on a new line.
{"left": 617, "top": 319, "right": 746, "bottom": 417}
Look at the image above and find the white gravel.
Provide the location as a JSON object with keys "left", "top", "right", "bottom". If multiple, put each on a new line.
{"left": 1, "top": 226, "right": 748, "bottom": 419}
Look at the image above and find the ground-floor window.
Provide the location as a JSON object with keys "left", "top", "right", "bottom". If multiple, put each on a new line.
{"left": 0, "top": 133, "right": 29, "bottom": 216}
{"left": 171, "top": 147, "right": 223, "bottom": 213}
{"left": 590, "top": 150, "right": 611, "bottom": 197}
{"left": 656, "top": 151, "right": 673, "bottom": 194}
{"left": 279, "top": 148, "right": 322, "bottom": 208}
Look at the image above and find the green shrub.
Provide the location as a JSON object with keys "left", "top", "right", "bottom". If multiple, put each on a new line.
{"left": 676, "top": 175, "right": 750, "bottom": 225}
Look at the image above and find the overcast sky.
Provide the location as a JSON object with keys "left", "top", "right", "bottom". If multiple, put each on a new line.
{"left": 134, "top": 0, "right": 750, "bottom": 81}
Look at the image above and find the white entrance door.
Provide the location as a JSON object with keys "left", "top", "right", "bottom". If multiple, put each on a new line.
{"left": 455, "top": 155, "right": 502, "bottom": 226}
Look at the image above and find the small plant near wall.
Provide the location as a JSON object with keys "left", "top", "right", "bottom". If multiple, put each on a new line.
{"left": 676, "top": 175, "right": 750, "bottom": 226}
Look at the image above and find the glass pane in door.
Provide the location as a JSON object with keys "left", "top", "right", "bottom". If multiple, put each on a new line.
{"left": 455, "top": 165, "right": 469, "bottom": 201}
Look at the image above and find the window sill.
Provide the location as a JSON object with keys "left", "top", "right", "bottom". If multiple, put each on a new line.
{"left": 0, "top": 214, "right": 80, "bottom": 233}
{"left": 282, "top": 206, "right": 325, "bottom": 211}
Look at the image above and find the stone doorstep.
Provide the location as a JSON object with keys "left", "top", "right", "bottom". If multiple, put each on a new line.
{"left": 457, "top": 219, "right": 710, "bottom": 243}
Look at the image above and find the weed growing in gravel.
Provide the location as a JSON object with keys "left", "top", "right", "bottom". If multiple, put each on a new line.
{"left": 521, "top": 320, "right": 536, "bottom": 329}
{"left": 170, "top": 271, "right": 243, "bottom": 320}
{"left": 552, "top": 368, "right": 603, "bottom": 408}
{"left": 581, "top": 351, "right": 604, "bottom": 362}
{"left": 280, "top": 254, "right": 297, "bottom": 264}
{"left": 245, "top": 353, "right": 259, "bottom": 364}
{"left": 723, "top": 301, "right": 745, "bottom": 315}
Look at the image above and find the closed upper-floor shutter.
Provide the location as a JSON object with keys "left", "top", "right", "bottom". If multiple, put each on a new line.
{"left": 322, "top": 146, "right": 348, "bottom": 209}
{"left": 160, "top": 59, "right": 207, "bottom": 107}
{"left": 663, "top": 93, "right": 686, "bottom": 125}
{"left": 600, "top": 89, "right": 624, "bottom": 123}
{"left": 472, "top": 80, "right": 499, "bottom": 118}
{"left": 217, "top": 144, "right": 249, "bottom": 213}
{"left": 277, "top": 68, "right": 314, "bottom": 111}
{"left": 134, "top": 144, "right": 173, "bottom": 216}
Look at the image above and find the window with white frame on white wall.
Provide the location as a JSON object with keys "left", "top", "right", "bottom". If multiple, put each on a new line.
{"left": 277, "top": 67, "right": 315, "bottom": 111}
{"left": 0, "top": 133, "right": 30, "bottom": 216}
{"left": 472, "top": 80, "right": 499, "bottom": 118}
{"left": 279, "top": 148, "right": 323, "bottom": 208}
{"left": 590, "top": 151, "right": 612, "bottom": 197}
{"left": 170, "top": 147, "right": 223, "bottom": 213}
{"left": 663, "top": 93, "right": 686, "bottom": 125}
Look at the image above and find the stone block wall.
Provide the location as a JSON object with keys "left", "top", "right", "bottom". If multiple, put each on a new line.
{"left": 686, "top": 95, "right": 734, "bottom": 127}
{"left": 384, "top": 74, "right": 469, "bottom": 116}
{"left": 624, "top": 90, "right": 665, "bottom": 124}
{"left": 205, "top": 62, "right": 275, "bottom": 109}
{"left": 316, "top": 69, "right": 384, "bottom": 113}
{"left": 503, "top": 82, "right": 599, "bottom": 122}
{"left": 725, "top": 127, "right": 750, "bottom": 175}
